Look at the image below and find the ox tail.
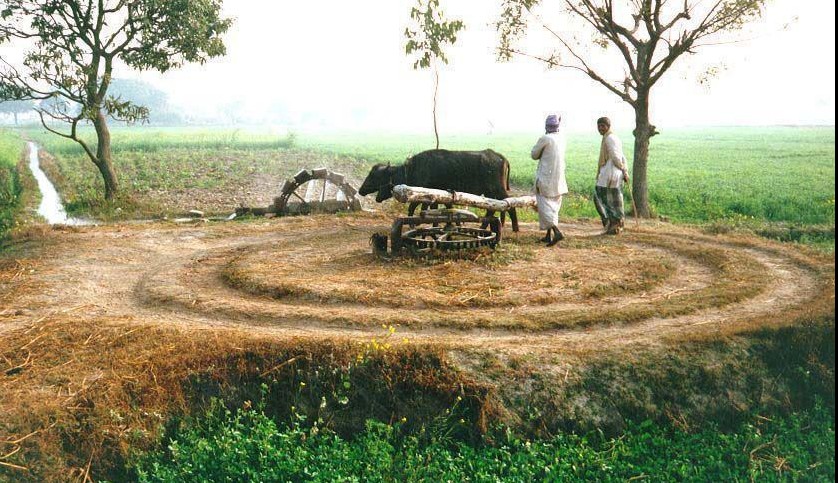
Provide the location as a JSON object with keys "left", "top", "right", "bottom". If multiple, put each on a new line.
{"left": 504, "top": 159, "right": 510, "bottom": 192}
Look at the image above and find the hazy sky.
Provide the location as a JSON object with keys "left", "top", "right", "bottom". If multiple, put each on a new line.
{"left": 111, "top": 1, "right": 837, "bottom": 132}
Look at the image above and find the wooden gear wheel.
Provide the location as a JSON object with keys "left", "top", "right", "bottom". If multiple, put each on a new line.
{"left": 390, "top": 208, "right": 501, "bottom": 253}
{"left": 273, "top": 168, "right": 362, "bottom": 215}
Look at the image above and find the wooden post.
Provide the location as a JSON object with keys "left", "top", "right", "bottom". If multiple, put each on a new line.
{"left": 320, "top": 180, "right": 328, "bottom": 203}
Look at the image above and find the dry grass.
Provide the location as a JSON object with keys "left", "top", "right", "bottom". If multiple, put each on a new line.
{"left": 0, "top": 317, "right": 496, "bottom": 482}
{"left": 0, "top": 215, "right": 833, "bottom": 480}
{"left": 672, "top": 234, "right": 836, "bottom": 340}
{"left": 205, "top": 227, "right": 771, "bottom": 331}
{"left": 526, "top": 231, "right": 771, "bottom": 328}
{"left": 0, "top": 307, "right": 831, "bottom": 481}
{"left": 222, "top": 234, "right": 677, "bottom": 310}
{"left": 0, "top": 258, "right": 38, "bottom": 308}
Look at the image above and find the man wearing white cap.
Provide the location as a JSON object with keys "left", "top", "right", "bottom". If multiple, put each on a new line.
{"left": 530, "top": 114, "right": 568, "bottom": 246}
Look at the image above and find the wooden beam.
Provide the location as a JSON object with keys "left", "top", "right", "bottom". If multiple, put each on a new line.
{"left": 392, "top": 185, "right": 536, "bottom": 212}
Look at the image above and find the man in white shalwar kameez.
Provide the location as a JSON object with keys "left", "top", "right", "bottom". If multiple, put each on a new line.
{"left": 530, "top": 114, "right": 568, "bottom": 246}
{"left": 594, "top": 117, "right": 630, "bottom": 235}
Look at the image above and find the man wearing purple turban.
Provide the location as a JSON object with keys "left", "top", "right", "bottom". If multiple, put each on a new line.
{"left": 530, "top": 114, "right": 568, "bottom": 246}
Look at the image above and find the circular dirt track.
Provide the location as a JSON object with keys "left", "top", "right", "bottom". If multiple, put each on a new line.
{"left": 4, "top": 213, "right": 833, "bottom": 357}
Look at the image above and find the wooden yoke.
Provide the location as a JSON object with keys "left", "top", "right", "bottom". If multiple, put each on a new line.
{"left": 392, "top": 185, "right": 536, "bottom": 212}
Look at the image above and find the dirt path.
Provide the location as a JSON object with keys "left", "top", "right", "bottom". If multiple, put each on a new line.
{"left": 2, "top": 213, "right": 832, "bottom": 359}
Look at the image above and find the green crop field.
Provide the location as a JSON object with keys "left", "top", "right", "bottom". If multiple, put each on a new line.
{"left": 31, "top": 127, "right": 296, "bottom": 155}
{"left": 24, "top": 127, "right": 361, "bottom": 219}
{"left": 0, "top": 129, "right": 24, "bottom": 238}
{"left": 24, "top": 126, "right": 834, "bottom": 229}
{"left": 298, "top": 127, "right": 836, "bottom": 225}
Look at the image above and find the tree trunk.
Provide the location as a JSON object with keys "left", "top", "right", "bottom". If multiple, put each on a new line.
{"left": 432, "top": 67, "right": 440, "bottom": 150}
{"left": 92, "top": 109, "right": 119, "bottom": 200}
{"left": 631, "top": 92, "right": 656, "bottom": 218}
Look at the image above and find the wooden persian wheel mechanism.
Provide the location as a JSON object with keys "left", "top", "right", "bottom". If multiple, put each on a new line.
{"left": 389, "top": 208, "right": 502, "bottom": 253}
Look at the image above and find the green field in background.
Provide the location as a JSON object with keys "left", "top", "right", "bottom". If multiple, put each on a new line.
{"left": 299, "top": 127, "right": 836, "bottom": 225}
{"left": 24, "top": 126, "right": 835, "bottom": 226}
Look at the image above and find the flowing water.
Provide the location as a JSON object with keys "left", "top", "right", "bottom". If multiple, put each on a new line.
{"left": 27, "top": 142, "right": 88, "bottom": 225}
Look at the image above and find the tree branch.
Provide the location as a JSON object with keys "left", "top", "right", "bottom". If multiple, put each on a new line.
{"left": 36, "top": 109, "right": 74, "bottom": 139}
{"left": 602, "top": 0, "right": 642, "bottom": 46}
{"left": 657, "top": 0, "right": 692, "bottom": 34}
{"left": 529, "top": 6, "right": 636, "bottom": 104}
{"left": 36, "top": 110, "right": 98, "bottom": 162}
{"left": 564, "top": 0, "right": 640, "bottom": 80}
{"left": 502, "top": 47, "right": 587, "bottom": 73}
{"left": 62, "top": 2, "right": 96, "bottom": 49}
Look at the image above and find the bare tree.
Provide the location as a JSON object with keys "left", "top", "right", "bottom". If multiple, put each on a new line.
{"left": 0, "top": 0, "right": 231, "bottom": 200}
{"left": 405, "top": 0, "right": 464, "bottom": 149}
{"left": 497, "top": 0, "right": 765, "bottom": 217}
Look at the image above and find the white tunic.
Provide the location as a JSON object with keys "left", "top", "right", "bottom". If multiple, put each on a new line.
{"left": 531, "top": 131, "right": 567, "bottom": 229}
{"left": 531, "top": 132, "right": 568, "bottom": 197}
{"left": 536, "top": 195, "right": 563, "bottom": 230}
{"left": 596, "top": 132, "right": 628, "bottom": 189}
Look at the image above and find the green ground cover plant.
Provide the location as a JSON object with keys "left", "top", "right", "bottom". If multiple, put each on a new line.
{"left": 0, "top": 129, "right": 23, "bottom": 238}
{"left": 134, "top": 398, "right": 835, "bottom": 482}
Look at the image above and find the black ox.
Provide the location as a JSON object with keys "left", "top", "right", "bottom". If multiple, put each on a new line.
{"left": 358, "top": 149, "right": 519, "bottom": 232}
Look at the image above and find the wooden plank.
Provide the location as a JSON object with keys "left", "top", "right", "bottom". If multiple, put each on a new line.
{"left": 293, "top": 169, "right": 311, "bottom": 184}
{"left": 304, "top": 179, "right": 317, "bottom": 202}
{"left": 327, "top": 172, "right": 346, "bottom": 185}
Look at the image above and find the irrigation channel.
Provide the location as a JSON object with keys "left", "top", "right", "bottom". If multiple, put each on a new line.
{"left": 27, "top": 141, "right": 89, "bottom": 226}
